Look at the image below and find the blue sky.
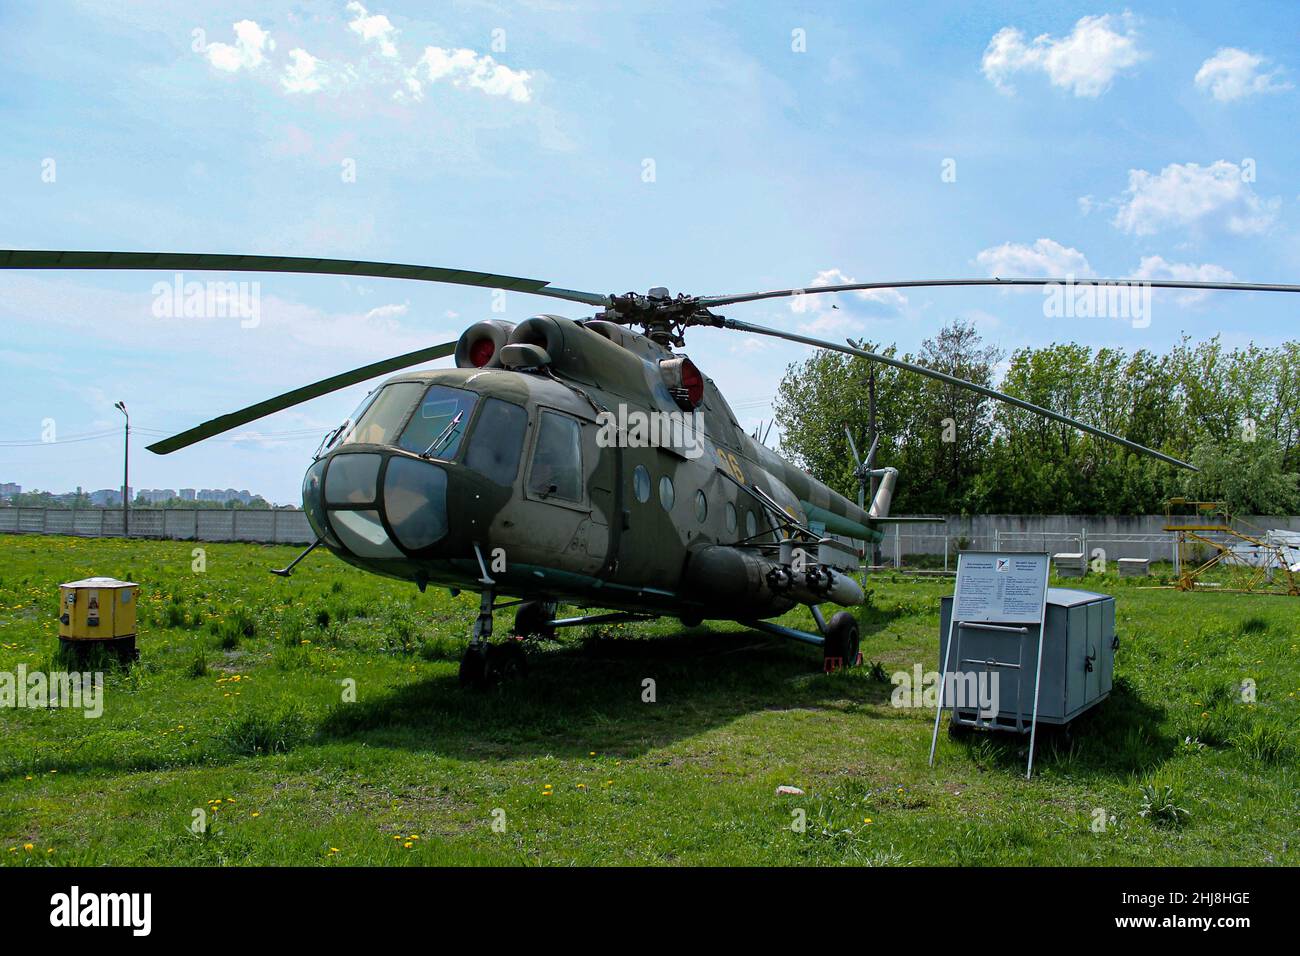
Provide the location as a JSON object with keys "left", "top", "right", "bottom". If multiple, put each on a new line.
{"left": 1, "top": 1, "right": 1297, "bottom": 503}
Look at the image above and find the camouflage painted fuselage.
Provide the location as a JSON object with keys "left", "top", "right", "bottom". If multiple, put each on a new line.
{"left": 301, "top": 316, "right": 883, "bottom": 622}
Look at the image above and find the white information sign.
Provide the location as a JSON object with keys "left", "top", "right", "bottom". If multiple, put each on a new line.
{"left": 951, "top": 551, "right": 1050, "bottom": 623}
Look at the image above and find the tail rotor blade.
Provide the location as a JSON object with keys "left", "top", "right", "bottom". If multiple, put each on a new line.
{"left": 844, "top": 426, "right": 862, "bottom": 465}
{"left": 147, "top": 340, "right": 457, "bottom": 455}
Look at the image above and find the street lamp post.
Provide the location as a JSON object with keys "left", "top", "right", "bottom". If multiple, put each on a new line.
{"left": 114, "top": 401, "right": 129, "bottom": 536}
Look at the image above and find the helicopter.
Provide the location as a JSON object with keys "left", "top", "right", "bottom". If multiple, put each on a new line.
{"left": 5, "top": 249, "right": 1298, "bottom": 686}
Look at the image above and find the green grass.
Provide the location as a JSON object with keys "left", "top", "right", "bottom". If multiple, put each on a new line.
{"left": 0, "top": 534, "right": 1297, "bottom": 866}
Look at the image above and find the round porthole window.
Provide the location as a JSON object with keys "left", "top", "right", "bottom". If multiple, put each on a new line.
{"left": 745, "top": 509, "right": 757, "bottom": 538}
{"left": 633, "top": 464, "right": 651, "bottom": 503}
{"left": 695, "top": 490, "right": 708, "bottom": 523}
{"left": 725, "top": 502, "right": 737, "bottom": 534}
{"left": 659, "top": 475, "right": 675, "bottom": 511}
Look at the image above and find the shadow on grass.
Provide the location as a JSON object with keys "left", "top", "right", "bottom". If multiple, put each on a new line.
{"left": 948, "top": 677, "right": 1175, "bottom": 779}
{"left": 318, "top": 627, "right": 896, "bottom": 760}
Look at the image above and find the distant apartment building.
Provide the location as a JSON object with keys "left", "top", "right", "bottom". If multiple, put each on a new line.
{"left": 88, "top": 488, "right": 127, "bottom": 506}
{"left": 197, "top": 488, "right": 255, "bottom": 505}
{"left": 0, "top": 482, "right": 20, "bottom": 498}
{"left": 138, "top": 488, "right": 178, "bottom": 504}
{"left": 179, "top": 488, "right": 196, "bottom": 501}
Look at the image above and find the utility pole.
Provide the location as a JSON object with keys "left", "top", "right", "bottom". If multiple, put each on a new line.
{"left": 114, "top": 401, "right": 129, "bottom": 536}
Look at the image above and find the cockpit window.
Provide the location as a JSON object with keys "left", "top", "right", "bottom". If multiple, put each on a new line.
{"left": 317, "top": 389, "right": 380, "bottom": 458}
{"left": 398, "top": 385, "right": 478, "bottom": 459}
{"left": 340, "top": 383, "right": 424, "bottom": 447}
{"left": 464, "top": 398, "right": 528, "bottom": 486}
{"left": 527, "top": 411, "right": 583, "bottom": 502}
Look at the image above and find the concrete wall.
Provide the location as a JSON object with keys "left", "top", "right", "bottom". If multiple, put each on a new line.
{"left": 0, "top": 508, "right": 314, "bottom": 544}
{"left": 880, "top": 514, "right": 1300, "bottom": 564}
{"left": 4, "top": 508, "right": 1299, "bottom": 563}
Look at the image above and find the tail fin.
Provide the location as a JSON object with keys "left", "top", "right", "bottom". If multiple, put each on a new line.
{"left": 867, "top": 467, "right": 898, "bottom": 519}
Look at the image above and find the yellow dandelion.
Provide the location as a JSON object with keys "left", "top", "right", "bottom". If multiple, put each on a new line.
{"left": 864, "top": 818, "right": 873, "bottom": 824}
{"left": 23, "top": 843, "right": 34, "bottom": 852}
{"left": 251, "top": 811, "right": 261, "bottom": 818}
{"left": 403, "top": 841, "right": 413, "bottom": 849}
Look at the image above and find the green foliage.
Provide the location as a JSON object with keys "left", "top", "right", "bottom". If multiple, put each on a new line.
{"left": 222, "top": 704, "right": 312, "bottom": 756}
{"left": 1138, "top": 783, "right": 1191, "bottom": 829}
{"left": 776, "top": 329, "right": 1300, "bottom": 515}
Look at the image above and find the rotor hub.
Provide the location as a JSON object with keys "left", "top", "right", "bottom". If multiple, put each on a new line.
{"left": 599, "top": 289, "right": 722, "bottom": 347}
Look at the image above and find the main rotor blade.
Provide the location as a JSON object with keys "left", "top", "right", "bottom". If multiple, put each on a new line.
{"left": 146, "top": 340, "right": 457, "bottom": 455}
{"left": 699, "top": 276, "right": 1300, "bottom": 308}
{"left": 721, "top": 318, "right": 1198, "bottom": 471}
{"left": 0, "top": 249, "right": 610, "bottom": 307}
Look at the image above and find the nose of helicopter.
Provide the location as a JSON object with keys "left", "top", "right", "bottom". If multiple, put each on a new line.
{"left": 302, "top": 451, "right": 450, "bottom": 558}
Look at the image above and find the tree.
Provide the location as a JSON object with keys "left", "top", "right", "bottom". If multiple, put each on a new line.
{"left": 1184, "top": 440, "right": 1300, "bottom": 516}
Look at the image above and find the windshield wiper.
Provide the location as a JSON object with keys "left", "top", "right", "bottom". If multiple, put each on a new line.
{"left": 422, "top": 411, "right": 463, "bottom": 458}
{"left": 314, "top": 421, "right": 348, "bottom": 459}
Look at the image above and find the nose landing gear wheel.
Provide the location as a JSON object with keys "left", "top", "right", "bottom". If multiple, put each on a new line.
{"left": 459, "top": 640, "right": 529, "bottom": 689}
{"left": 822, "top": 610, "right": 861, "bottom": 672}
{"left": 459, "top": 643, "right": 490, "bottom": 688}
{"left": 486, "top": 639, "right": 528, "bottom": 683}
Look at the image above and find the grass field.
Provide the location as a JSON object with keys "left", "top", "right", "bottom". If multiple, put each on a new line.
{"left": 1, "top": 533, "right": 1296, "bottom": 866}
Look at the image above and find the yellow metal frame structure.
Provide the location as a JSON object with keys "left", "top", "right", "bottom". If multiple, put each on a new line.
{"left": 1162, "top": 499, "right": 1300, "bottom": 596}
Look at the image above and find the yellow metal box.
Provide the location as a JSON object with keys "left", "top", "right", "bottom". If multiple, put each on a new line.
{"left": 59, "top": 577, "right": 138, "bottom": 641}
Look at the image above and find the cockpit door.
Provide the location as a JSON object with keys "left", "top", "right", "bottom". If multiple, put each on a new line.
{"left": 517, "top": 408, "right": 608, "bottom": 574}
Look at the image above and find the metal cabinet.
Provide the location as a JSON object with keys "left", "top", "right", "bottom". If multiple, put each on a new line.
{"left": 939, "top": 588, "right": 1116, "bottom": 731}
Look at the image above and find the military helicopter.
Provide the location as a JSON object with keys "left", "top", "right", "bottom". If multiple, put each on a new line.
{"left": 5, "top": 249, "right": 1298, "bottom": 686}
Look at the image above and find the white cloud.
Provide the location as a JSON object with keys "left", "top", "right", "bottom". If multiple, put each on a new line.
{"left": 281, "top": 49, "right": 326, "bottom": 94}
{"left": 363, "top": 302, "right": 409, "bottom": 322}
{"left": 1130, "top": 255, "right": 1235, "bottom": 306}
{"left": 409, "top": 47, "right": 533, "bottom": 103}
{"left": 789, "top": 268, "right": 907, "bottom": 329}
{"left": 975, "top": 238, "right": 1092, "bottom": 278}
{"left": 982, "top": 13, "right": 1144, "bottom": 97}
{"left": 347, "top": 1, "right": 399, "bottom": 58}
{"left": 1110, "top": 160, "right": 1279, "bottom": 236}
{"left": 205, "top": 20, "right": 273, "bottom": 73}
{"left": 1194, "top": 47, "right": 1292, "bottom": 102}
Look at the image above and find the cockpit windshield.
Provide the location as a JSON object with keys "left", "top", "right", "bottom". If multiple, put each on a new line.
{"left": 398, "top": 385, "right": 478, "bottom": 459}
{"left": 316, "top": 388, "right": 381, "bottom": 458}
{"left": 325, "top": 381, "right": 523, "bottom": 474}
{"left": 339, "top": 382, "right": 425, "bottom": 448}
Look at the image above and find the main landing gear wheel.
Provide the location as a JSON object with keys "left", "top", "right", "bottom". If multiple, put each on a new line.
{"left": 514, "top": 601, "right": 557, "bottom": 640}
{"left": 822, "top": 610, "right": 861, "bottom": 671}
